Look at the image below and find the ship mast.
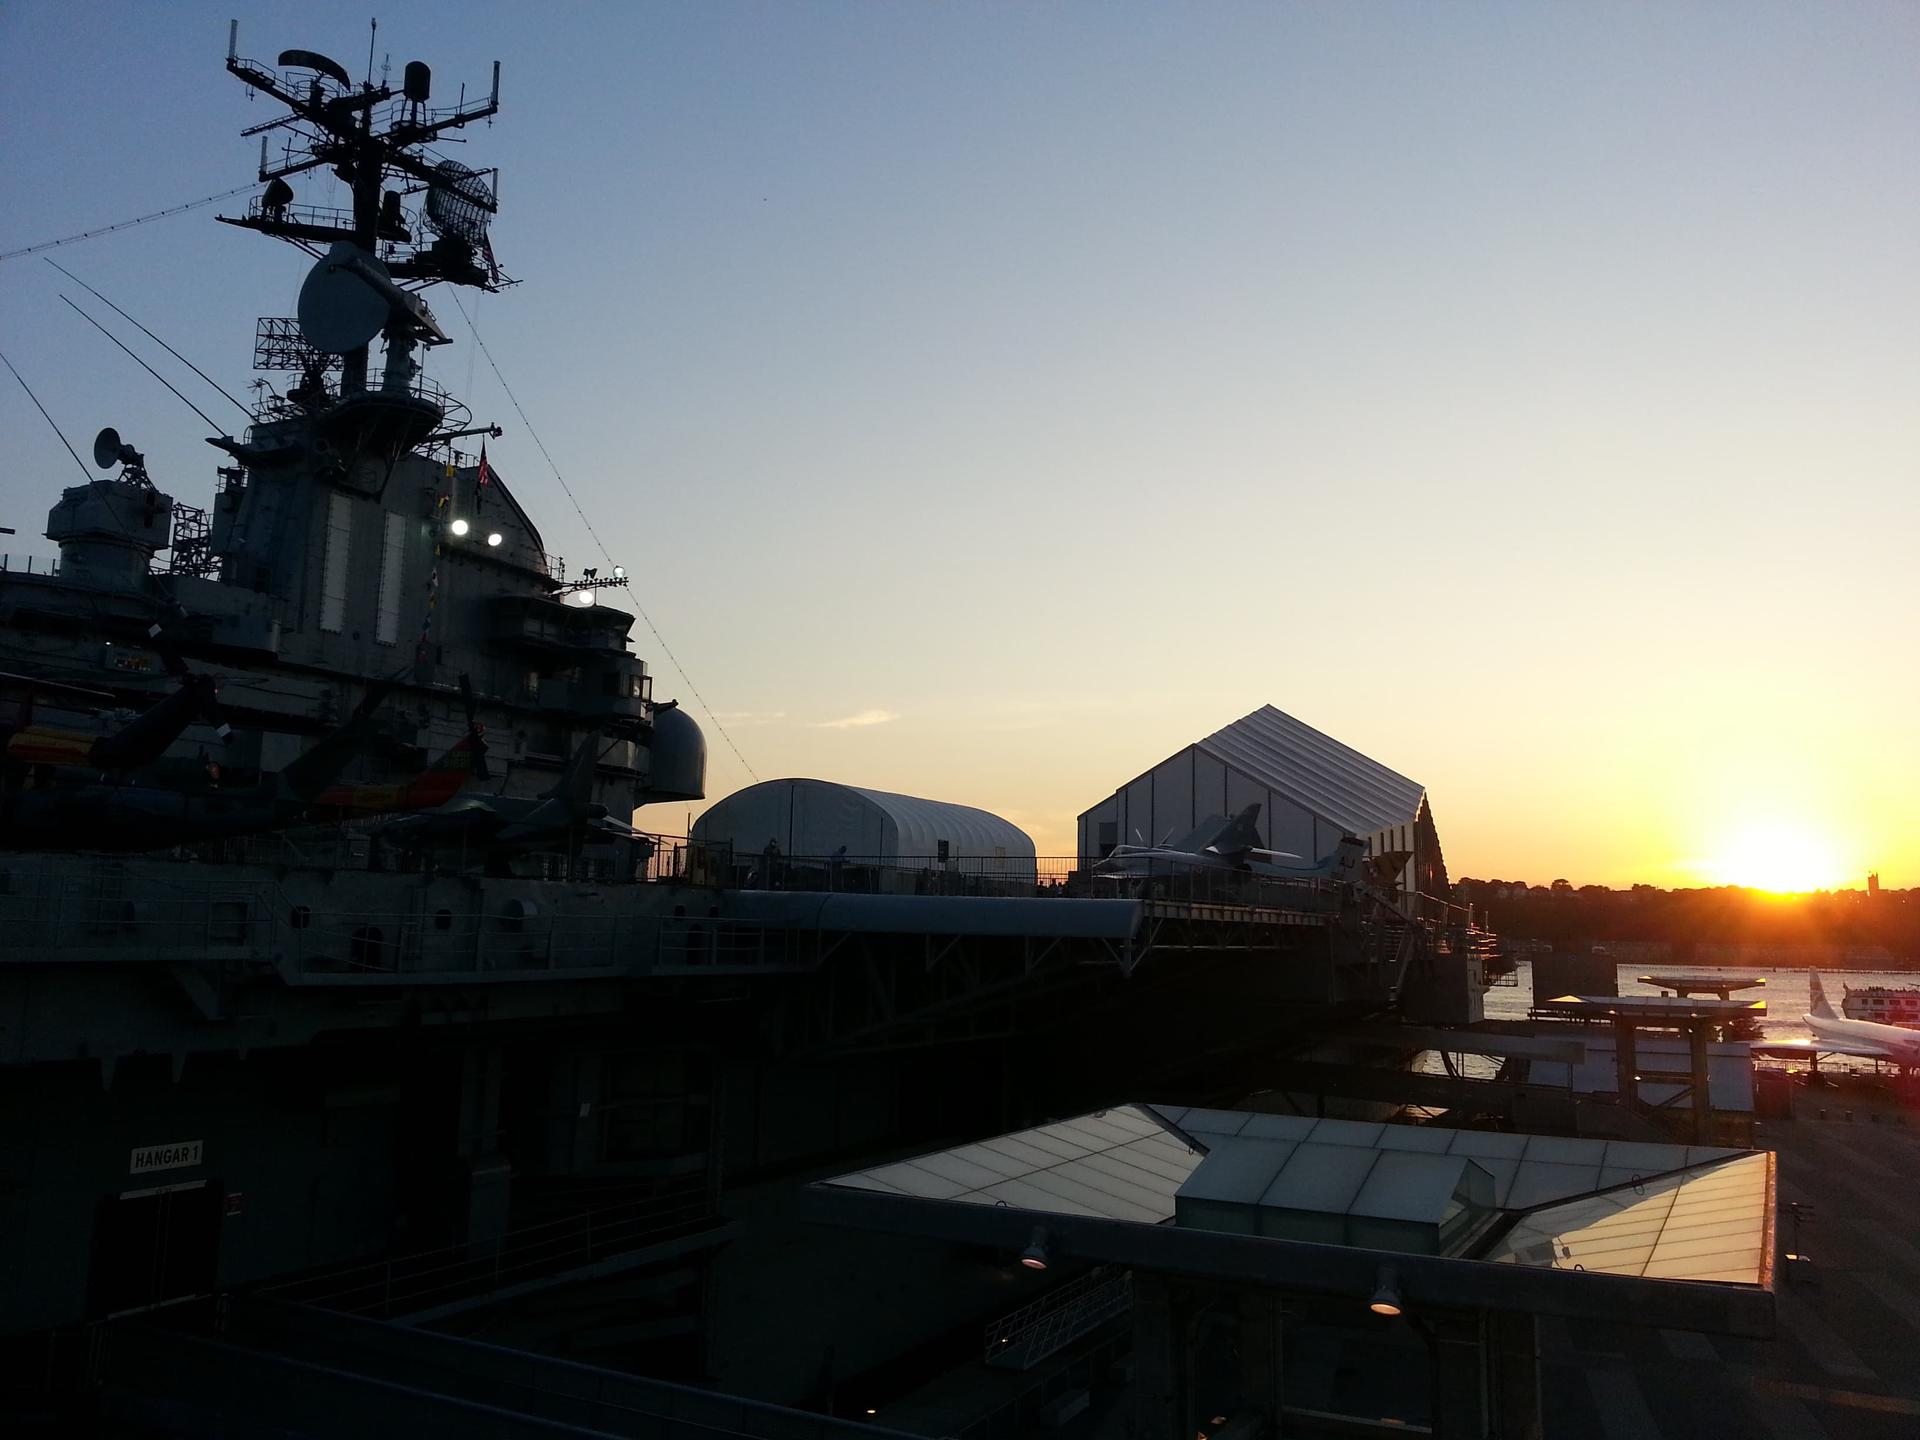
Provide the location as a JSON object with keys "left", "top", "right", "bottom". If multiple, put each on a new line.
{"left": 217, "top": 21, "right": 501, "bottom": 411}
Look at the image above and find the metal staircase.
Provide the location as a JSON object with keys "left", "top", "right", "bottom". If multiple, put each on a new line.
{"left": 984, "top": 1266, "right": 1132, "bottom": 1371}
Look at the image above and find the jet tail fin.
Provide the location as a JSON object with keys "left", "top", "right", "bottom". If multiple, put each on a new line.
{"left": 279, "top": 679, "right": 396, "bottom": 802}
{"left": 1204, "top": 802, "right": 1266, "bottom": 858}
{"left": 1807, "top": 971, "right": 1837, "bottom": 1019}
{"left": 1167, "top": 802, "right": 1265, "bottom": 858}
{"left": 546, "top": 731, "right": 606, "bottom": 804}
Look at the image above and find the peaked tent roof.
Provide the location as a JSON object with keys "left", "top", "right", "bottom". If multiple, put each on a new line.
{"left": 1195, "top": 705, "right": 1425, "bottom": 837}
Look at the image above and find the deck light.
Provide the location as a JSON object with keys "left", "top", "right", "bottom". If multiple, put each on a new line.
{"left": 1368, "top": 1265, "right": 1402, "bottom": 1317}
{"left": 613, "top": 565, "right": 625, "bottom": 579}
{"left": 1019, "top": 1224, "right": 1050, "bottom": 1270}
{"left": 486, "top": 531, "right": 503, "bottom": 547}
{"left": 449, "top": 518, "right": 469, "bottom": 537}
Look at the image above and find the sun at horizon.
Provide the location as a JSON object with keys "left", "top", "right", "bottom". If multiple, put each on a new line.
{"left": 1703, "top": 820, "right": 1848, "bottom": 894}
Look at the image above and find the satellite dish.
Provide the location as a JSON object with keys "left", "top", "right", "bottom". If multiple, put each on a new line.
{"left": 92, "top": 427, "right": 139, "bottom": 470}
{"left": 278, "top": 49, "right": 352, "bottom": 89}
{"left": 297, "top": 243, "right": 393, "bottom": 354}
{"left": 424, "top": 161, "right": 494, "bottom": 246}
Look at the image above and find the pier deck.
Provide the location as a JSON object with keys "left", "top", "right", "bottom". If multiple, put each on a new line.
{"left": 1541, "top": 1085, "right": 1920, "bottom": 1440}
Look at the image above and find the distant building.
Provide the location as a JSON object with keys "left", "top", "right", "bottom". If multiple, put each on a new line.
{"left": 1075, "top": 704, "right": 1448, "bottom": 917}
{"left": 1868, "top": 871, "right": 1881, "bottom": 897}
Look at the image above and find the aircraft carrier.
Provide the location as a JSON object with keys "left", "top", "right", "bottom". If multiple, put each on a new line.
{"left": 0, "top": 25, "right": 1496, "bottom": 1435}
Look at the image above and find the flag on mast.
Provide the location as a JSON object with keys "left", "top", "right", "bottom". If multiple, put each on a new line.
{"left": 477, "top": 442, "right": 491, "bottom": 488}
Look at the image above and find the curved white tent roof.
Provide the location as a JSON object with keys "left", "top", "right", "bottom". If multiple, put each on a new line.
{"left": 693, "top": 778, "right": 1036, "bottom": 869}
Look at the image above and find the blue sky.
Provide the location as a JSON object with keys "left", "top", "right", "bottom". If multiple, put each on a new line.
{"left": 4, "top": 2, "right": 1916, "bottom": 883}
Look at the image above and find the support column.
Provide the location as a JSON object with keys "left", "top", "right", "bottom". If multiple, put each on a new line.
{"left": 1235, "top": 1291, "right": 1284, "bottom": 1431}
{"left": 1690, "top": 1019, "right": 1713, "bottom": 1144}
{"left": 1614, "top": 1018, "right": 1638, "bottom": 1114}
{"left": 1486, "top": 1311, "right": 1542, "bottom": 1440}
{"left": 1131, "top": 1275, "right": 1183, "bottom": 1440}
{"left": 1425, "top": 1313, "right": 1491, "bottom": 1439}
{"left": 458, "top": 1044, "right": 510, "bottom": 1247}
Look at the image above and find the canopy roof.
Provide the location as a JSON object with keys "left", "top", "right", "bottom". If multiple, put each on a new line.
{"left": 819, "top": 1104, "right": 1765, "bottom": 1282}
{"left": 1195, "top": 705, "right": 1426, "bottom": 837}
{"left": 807, "top": 1104, "right": 1776, "bottom": 1336}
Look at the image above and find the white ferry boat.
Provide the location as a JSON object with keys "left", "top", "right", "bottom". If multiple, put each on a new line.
{"left": 1840, "top": 981, "right": 1920, "bottom": 1028}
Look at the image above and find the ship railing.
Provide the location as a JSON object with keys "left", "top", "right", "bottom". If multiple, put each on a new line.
{"left": 248, "top": 371, "right": 472, "bottom": 433}
{"left": 239, "top": 196, "right": 356, "bottom": 230}
{"left": 704, "top": 849, "right": 1069, "bottom": 898}
{"left": 123, "top": 827, "right": 687, "bottom": 885}
{"left": 1083, "top": 862, "right": 1336, "bottom": 910}
{"left": 682, "top": 847, "right": 1358, "bottom": 915}
{"left": 0, "top": 553, "right": 61, "bottom": 576}
{"left": 272, "top": 903, "right": 804, "bottom": 979}
{"left": 0, "top": 872, "right": 276, "bottom": 958}
{"left": 0, "top": 865, "right": 795, "bottom": 976}
{"left": 257, "top": 1172, "right": 715, "bottom": 1320}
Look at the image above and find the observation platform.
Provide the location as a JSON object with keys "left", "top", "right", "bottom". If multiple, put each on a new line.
{"left": 1640, "top": 973, "right": 1768, "bottom": 1000}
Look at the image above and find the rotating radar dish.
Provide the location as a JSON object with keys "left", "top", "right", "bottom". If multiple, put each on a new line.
{"left": 424, "top": 161, "right": 494, "bottom": 246}
{"left": 297, "top": 242, "right": 393, "bottom": 354}
{"left": 278, "top": 49, "right": 353, "bottom": 89}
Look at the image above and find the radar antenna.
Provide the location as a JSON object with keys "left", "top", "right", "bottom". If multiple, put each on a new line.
{"left": 92, "top": 426, "right": 151, "bottom": 487}
{"left": 424, "top": 162, "right": 494, "bottom": 247}
{"left": 219, "top": 23, "right": 503, "bottom": 395}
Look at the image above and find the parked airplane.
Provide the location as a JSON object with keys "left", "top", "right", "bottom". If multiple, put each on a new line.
{"left": 1095, "top": 803, "right": 1366, "bottom": 884}
{"left": 1, "top": 625, "right": 230, "bottom": 777}
{"left": 373, "top": 730, "right": 642, "bottom": 873}
{"left": 0, "top": 680, "right": 393, "bottom": 852}
{"left": 1783, "top": 972, "right": 1920, "bottom": 1071}
{"left": 309, "top": 675, "right": 490, "bottom": 816}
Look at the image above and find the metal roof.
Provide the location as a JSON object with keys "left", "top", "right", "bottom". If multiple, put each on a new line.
{"left": 1194, "top": 705, "right": 1426, "bottom": 836}
{"left": 1150, "top": 1109, "right": 1747, "bottom": 1209}
{"left": 1484, "top": 1152, "right": 1771, "bottom": 1284}
{"left": 692, "top": 778, "right": 1035, "bottom": 864}
{"left": 823, "top": 1105, "right": 1200, "bottom": 1222}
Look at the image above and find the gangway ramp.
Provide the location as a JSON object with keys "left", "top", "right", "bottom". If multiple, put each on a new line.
{"left": 99, "top": 1296, "right": 917, "bottom": 1440}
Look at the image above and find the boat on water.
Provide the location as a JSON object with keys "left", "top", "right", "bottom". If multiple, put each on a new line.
{"left": 1841, "top": 981, "right": 1920, "bottom": 1028}
{"left": 1, "top": 25, "right": 1491, "bottom": 1433}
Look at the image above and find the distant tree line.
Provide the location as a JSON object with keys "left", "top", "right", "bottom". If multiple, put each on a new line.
{"left": 1453, "top": 879, "right": 1919, "bottom": 965}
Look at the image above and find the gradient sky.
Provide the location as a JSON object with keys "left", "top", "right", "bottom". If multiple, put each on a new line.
{"left": 3, "top": 2, "right": 1915, "bottom": 887}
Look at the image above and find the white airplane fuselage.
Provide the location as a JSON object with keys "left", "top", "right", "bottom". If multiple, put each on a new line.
{"left": 1805, "top": 973, "right": 1920, "bottom": 1068}
{"left": 1805, "top": 1010, "right": 1920, "bottom": 1068}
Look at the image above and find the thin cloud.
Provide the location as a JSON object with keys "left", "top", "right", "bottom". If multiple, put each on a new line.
{"left": 815, "top": 709, "right": 899, "bottom": 729}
